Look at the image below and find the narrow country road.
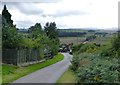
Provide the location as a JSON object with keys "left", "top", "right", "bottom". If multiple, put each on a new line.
{"left": 11, "top": 53, "right": 73, "bottom": 84}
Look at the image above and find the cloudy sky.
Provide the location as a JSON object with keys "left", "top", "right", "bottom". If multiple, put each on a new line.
{"left": 0, "top": 0, "right": 119, "bottom": 30}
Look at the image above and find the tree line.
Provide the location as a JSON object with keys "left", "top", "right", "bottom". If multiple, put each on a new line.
{"left": 58, "top": 31, "right": 87, "bottom": 37}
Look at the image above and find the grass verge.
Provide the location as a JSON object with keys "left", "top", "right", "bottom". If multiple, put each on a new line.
{"left": 0, "top": 65, "right": 2, "bottom": 85}
{"left": 2, "top": 53, "right": 64, "bottom": 84}
{"left": 56, "top": 68, "right": 77, "bottom": 84}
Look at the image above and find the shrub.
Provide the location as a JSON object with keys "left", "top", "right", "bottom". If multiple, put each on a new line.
{"left": 70, "top": 55, "right": 80, "bottom": 71}
{"left": 73, "top": 43, "right": 99, "bottom": 54}
{"left": 85, "top": 35, "right": 96, "bottom": 41}
{"left": 71, "top": 54, "right": 119, "bottom": 83}
{"left": 70, "top": 53, "right": 92, "bottom": 71}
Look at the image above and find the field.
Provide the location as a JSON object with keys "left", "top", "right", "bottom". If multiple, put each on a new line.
{"left": 59, "top": 29, "right": 116, "bottom": 45}
{"left": 59, "top": 36, "right": 112, "bottom": 45}
{"left": 59, "top": 37, "right": 85, "bottom": 44}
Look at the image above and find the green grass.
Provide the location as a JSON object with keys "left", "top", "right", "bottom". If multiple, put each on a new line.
{"left": 2, "top": 65, "right": 18, "bottom": 76}
{"left": 56, "top": 69, "right": 77, "bottom": 84}
{"left": 2, "top": 53, "right": 64, "bottom": 84}
{"left": 0, "top": 65, "right": 2, "bottom": 85}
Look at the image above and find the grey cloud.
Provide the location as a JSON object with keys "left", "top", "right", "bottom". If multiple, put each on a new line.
{"left": 55, "top": 10, "right": 88, "bottom": 17}
{"left": 32, "top": 0, "right": 63, "bottom": 3}
{"left": 42, "top": 10, "right": 89, "bottom": 18}
{"left": 1, "top": 2, "right": 21, "bottom": 10}
{"left": 15, "top": 20, "right": 34, "bottom": 28}
{"left": 2, "top": 2, "right": 20, "bottom": 6}
{"left": 1, "top": 2, "right": 43, "bottom": 15}
{"left": 0, "top": 3, "right": 21, "bottom": 14}
{"left": 1, "top": 0, "right": 63, "bottom": 3}
{"left": 18, "top": 4, "right": 43, "bottom": 15}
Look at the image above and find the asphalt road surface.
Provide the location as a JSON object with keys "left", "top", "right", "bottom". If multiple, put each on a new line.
{"left": 11, "top": 53, "right": 73, "bottom": 84}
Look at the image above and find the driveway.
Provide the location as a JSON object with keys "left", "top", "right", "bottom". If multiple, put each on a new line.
{"left": 11, "top": 53, "right": 73, "bottom": 83}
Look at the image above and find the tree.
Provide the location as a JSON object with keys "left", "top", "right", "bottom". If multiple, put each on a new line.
{"left": 44, "top": 22, "right": 60, "bottom": 55}
{"left": 2, "top": 5, "right": 13, "bottom": 27}
{"left": 44, "top": 22, "right": 59, "bottom": 41}
{"left": 2, "top": 5, "right": 21, "bottom": 49}
{"left": 28, "top": 23, "right": 43, "bottom": 40}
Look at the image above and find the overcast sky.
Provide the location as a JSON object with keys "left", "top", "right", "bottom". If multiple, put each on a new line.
{"left": 0, "top": 0, "right": 119, "bottom": 30}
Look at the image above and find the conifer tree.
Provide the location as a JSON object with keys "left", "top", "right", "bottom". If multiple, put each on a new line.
{"left": 2, "top": 5, "right": 20, "bottom": 49}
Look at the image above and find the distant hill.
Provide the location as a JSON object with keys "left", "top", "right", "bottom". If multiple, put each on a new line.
{"left": 58, "top": 28, "right": 117, "bottom": 37}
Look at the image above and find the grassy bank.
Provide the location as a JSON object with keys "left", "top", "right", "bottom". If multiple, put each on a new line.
{"left": 56, "top": 69, "right": 77, "bottom": 84}
{"left": 2, "top": 53, "right": 64, "bottom": 84}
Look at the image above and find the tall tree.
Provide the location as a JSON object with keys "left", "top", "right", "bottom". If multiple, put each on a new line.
{"left": 44, "top": 22, "right": 60, "bottom": 55}
{"left": 28, "top": 23, "right": 43, "bottom": 40}
{"left": 2, "top": 5, "right": 13, "bottom": 27}
{"left": 44, "top": 22, "right": 59, "bottom": 41}
{"left": 2, "top": 5, "right": 21, "bottom": 49}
